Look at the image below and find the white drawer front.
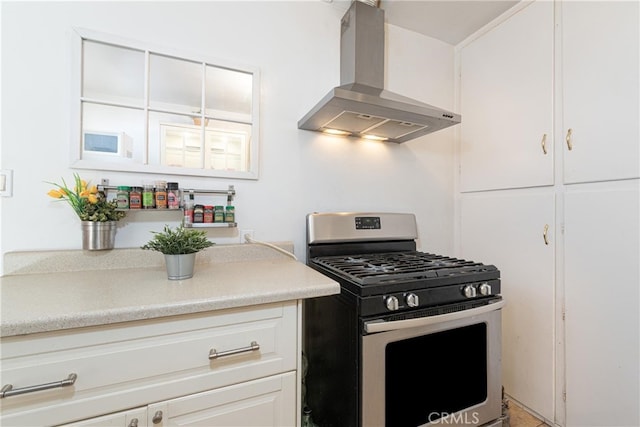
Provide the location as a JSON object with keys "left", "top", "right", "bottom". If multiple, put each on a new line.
{"left": 1, "top": 302, "right": 298, "bottom": 426}
{"left": 147, "top": 372, "right": 297, "bottom": 427}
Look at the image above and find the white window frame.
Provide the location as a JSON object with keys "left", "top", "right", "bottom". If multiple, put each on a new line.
{"left": 70, "top": 27, "right": 260, "bottom": 180}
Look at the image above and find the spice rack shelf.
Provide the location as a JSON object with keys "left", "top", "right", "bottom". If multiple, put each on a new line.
{"left": 186, "top": 222, "right": 237, "bottom": 229}
{"left": 98, "top": 182, "right": 237, "bottom": 228}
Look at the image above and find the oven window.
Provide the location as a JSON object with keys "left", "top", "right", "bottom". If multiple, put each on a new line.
{"left": 385, "top": 322, "right": 487, "bottom": 427}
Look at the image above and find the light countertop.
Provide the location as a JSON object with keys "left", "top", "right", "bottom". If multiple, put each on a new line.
{"left": 0, "top": 244, "right": 340, "bottom": 337}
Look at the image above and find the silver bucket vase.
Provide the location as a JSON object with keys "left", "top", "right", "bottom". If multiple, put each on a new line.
{"left": 164, "top": 253, "right": 197, "bottom": 280}
{"left": 81, "top": 221, "right": 117, "bottom": 251}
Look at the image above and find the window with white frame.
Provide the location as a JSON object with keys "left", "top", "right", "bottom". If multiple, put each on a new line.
{"left": 71, "top": 28, "right": 260, "bottom": 179}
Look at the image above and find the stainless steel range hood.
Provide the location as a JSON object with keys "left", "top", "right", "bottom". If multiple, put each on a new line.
{"left": 298, "top": 0, "right": 461, "bottom": 143}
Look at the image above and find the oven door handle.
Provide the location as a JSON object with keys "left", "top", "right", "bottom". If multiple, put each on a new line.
{"left": 364, "top": 300, "right": 505, "bottom": 334}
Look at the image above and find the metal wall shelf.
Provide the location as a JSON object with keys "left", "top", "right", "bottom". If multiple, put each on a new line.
{"left": 98, "top": 181, "right": 237, "bottom": 228}
{"left": 187, "top": 222, "right": 237, "bottom": 229}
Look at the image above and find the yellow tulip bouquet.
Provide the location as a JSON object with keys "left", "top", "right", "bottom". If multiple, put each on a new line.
{"left": 47, "top": 173, "right": 126, "bottom": 222}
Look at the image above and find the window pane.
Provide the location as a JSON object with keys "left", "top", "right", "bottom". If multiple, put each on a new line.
{"left": 205, "top": 66, "right": 252, "bottom": 121}
{"left": 205, "top": 119, "right": 251, "bottom": 172}
{"left": 81, "top": 102, "right": 145, "bottom": 163}
{"left": 150, "top": 112, "right": 203, "bottom": 169}
{"left": 149, "top": 54, "right": 201, "bottom": 114}
{"left": 82, "top": 41, "right": 144, "bottom": 105}
{"left": 152, "top": 115, "right": 250, "bottom": 172}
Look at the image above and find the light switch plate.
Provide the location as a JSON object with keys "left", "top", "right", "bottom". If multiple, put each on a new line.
{"left": 0, "top": 169, "right": 14, "bottom": 197}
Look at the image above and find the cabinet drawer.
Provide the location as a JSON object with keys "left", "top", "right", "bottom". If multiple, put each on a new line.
{"left": 61, "top": 406, "right": 147, "bottom": 427}
{"left": 148, "top": 372, "right": 297, "bottom": 427}
{"left": 1, "top": 301, "right": 298, "bottom": 426}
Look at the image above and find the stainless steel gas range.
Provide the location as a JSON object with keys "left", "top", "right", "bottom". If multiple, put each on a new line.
{"left": 303, "top": 212, "right": 505, "bottom": 427}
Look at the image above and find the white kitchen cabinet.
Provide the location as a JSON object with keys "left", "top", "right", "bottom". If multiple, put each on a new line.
{"left": 147, "top": 372, "right": 296, "bottom": 427}
{"left": 459, "top": 0, "right": 554, "bottom": 192}
{"left": 457, "top": 1, "right": 639, "bottom": 425}
{"left": 160, "top": 123, "right": 248, "bottom": 172}
{"left": 1, "top": 301, "right": 298, "bottom": 427}
{"left": 460, "top": 0, "right": 640, "bottom": 190}
{"left": 62, "top": 374, "right": 296, "bottom": 427}
{"left": 561, "top": 1, "right": 640, "bottom": 184}
{"left": 564, "top": 181, "right": 639, "bottom": 427}
{"left": 63, "top": 407, "right": 147, "bottom": 427}
{"left": 459, "top": 190, "right": 555, "bottom": 422}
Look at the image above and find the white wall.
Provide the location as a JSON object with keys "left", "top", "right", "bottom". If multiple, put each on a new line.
{"left": 0, "top": 1, "right": 456, "bottom": 275}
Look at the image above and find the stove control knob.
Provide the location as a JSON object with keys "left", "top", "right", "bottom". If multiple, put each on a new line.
{"left": 405, "top": 293, "right": 420, "bottom": 308}
{"left": 463, "top": 285, "right": 477, "bottom": 298}
{"left": 479, "top": 282, "right": 492, "bottom": 296}
{"left": 385, "top": 296, "right": 399, "bottom": 311}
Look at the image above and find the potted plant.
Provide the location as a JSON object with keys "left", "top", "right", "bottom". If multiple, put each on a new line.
{"left": 141, "top": 224, "right": 214, "bottom": 280}
{"left": 47, "top": 173, "right": 126, "bottom": 250}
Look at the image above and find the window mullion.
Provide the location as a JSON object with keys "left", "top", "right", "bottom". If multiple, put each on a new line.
{"left": 143, "top": 50, "right": 150, "bottom": 165}
{"left": 200, "top": 62, "right": 206, "bottom": 170}
{"left": 79, "top": 97, "right": 144, "bottom": 110}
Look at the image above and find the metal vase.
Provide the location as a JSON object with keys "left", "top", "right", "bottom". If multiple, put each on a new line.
{"left": 81, "top": 221, "right": 117, "bottom": 251}
{"left": 164, "top": 253, "right": 197, "bottom": 280}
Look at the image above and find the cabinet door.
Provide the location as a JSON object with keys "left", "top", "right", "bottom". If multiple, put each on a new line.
{"left": 146, "top": 372, "right": 296, "bottom": 427}
{"left": 562, "top": 1, "right": 640, "bottom": 183}
{"left": 161, "top": 125, "right": 203, "bottom": 169}
{"left": 460, "top": 190, "right": 555, "bottom": 421}
{"left": 564, "top": 181, "right": 639, "bottom": 426}
{"left": 460, "top": 0, "right": 554, "bottom": 192}
{"left": 62, "top": 407, "right": 147, "bottom": 427}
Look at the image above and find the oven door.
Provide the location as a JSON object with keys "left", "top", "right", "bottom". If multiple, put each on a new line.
{"left": 361, "top": 300, "right": 504, "bottom": 427}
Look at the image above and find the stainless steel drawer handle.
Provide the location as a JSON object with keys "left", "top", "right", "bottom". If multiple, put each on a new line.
{"left": 128, "top": 418, "right": 139, "bottom": 427}
{"left": 0, "top": 373, "right": 77, "bottom": 399}
{"left": 152, "top": 411, "right": 163, "bottom": 424}
{"left": 209, "top": 341, "right": 260, "bottom": 360}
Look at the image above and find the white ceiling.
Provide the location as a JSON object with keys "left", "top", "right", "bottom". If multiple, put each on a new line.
{"left": 328, "top": 0, "right": 520, "bottom": 45}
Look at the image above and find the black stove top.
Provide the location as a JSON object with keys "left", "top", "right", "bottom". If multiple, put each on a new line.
{"left": 312, "top": 251, "right": 493, "bottom": 284}
{"left": 306, "top": 213, "right": 502, "bottom": 313}
{"left": 310, "top": 250, "right": 500, "bottom": 297}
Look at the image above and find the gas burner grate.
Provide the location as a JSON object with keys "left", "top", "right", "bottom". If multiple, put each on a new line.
{"left": 312, "top": 251, "right": 495, "bottom": 285}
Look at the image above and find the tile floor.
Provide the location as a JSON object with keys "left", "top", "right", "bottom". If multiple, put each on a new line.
{"left": 507, "top": 400, "right": 550, "bottom": 427}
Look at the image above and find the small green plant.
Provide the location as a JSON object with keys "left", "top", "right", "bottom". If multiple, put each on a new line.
{"left": 141, "top": 224, "right": 214, "bottom": 255}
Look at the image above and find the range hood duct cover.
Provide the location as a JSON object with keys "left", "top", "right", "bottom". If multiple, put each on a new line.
{"left": 298, "top": 1, "right": 461, "bottom": 143}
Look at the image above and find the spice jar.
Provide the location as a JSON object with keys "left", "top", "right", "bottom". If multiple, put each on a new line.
{"left": 183, "top": 191, "right": 194, "bottom": 225}
{"left": 154, "top": 180, "right": 167, "bottom": 209}
{"left": 203, "top": 205, "right": 214, "bottom": 223}
{"left": 214, "top": 205, "right": 224, "bottom": 223}
{"left": 167, "top": 182, "right": 180, "bottom": 209}
{"left": 224, "top": 205, "right": 235, "bottom": 223}
{"left": 116, "top": 186, "right": 131, "bottom": 209}
{"left": 193, "top": 204, "right": 204, "bottom": 223}
{"left": 142, "top": 183, "right": 155, "bottom": 209}
{"left": 129, "top": 186, "right": 142, "bottom": 209}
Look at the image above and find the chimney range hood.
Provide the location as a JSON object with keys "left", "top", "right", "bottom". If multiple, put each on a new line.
{"left": 298, "top": 0, "right": 461, "bottom": 143}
